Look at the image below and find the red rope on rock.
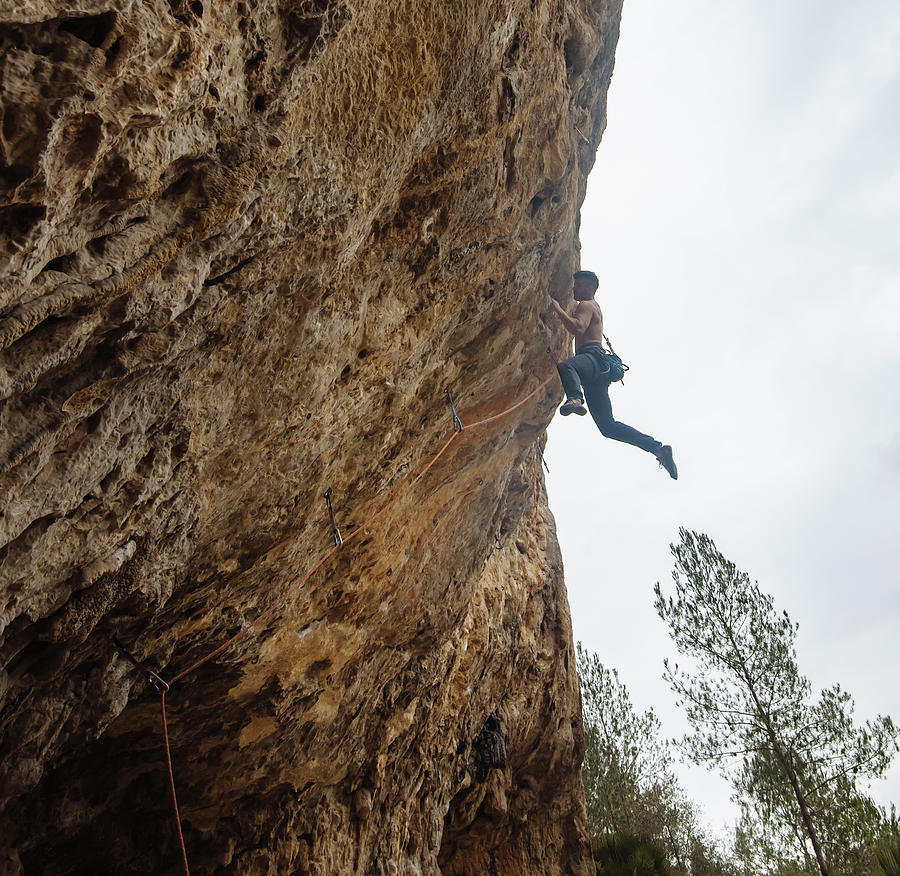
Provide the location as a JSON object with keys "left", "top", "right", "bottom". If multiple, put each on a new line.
{"left": 158, "top": 373, "right": 554, "bottom": 874}
{"left": 161, "top": 692, "right": 191, "bottom": 876}
{"left": 463, "top": 376, "right": 553, "bottom": 430}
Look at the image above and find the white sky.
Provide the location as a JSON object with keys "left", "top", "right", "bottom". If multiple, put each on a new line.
{"left": 545, "top": 0, "right": 900, "bottom": 838}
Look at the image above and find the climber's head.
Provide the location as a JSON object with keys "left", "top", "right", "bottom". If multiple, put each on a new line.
{"left": 572, "top": 270, "right": 598, "bottom": 300}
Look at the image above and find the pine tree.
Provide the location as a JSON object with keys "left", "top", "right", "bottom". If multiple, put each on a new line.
{"left": 655, "top": 529, "right": 898, "bottom": 876}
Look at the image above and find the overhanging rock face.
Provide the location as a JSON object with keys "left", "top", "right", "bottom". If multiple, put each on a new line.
{"left": 0, "top": 0, "right": 622, "bottom": 872}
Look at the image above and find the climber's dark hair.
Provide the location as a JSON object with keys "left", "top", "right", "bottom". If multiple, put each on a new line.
{"left": 573, "top": 270, "right": 599, "bottom": 291}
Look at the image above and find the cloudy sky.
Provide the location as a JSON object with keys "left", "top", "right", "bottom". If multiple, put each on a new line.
{"left": 544, "top": 0, "right": 900, "bottom": 836}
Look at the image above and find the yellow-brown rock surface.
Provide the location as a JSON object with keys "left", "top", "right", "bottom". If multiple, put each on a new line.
{"left": 0, "top": 0, "right": 622, "bottom": 872}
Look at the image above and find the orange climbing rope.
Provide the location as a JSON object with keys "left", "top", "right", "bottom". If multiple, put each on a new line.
{"left": 157, "top": 373, "right": 554, "bottom": 874}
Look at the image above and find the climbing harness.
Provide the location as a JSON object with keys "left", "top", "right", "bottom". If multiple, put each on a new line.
{"left": 549, "top": 340, "right": 628, "bottom": 385}
{"left": 324, "top": 488, "right": 343, "bottom": 547}
{"left": 154, "top": 373, "right": 554, "bottom": 876}
{"left": 601, "top": 335, "right": 629, "bottom": 383}
{"left": 112, "top": 634, "right": 169, "bottom": 694}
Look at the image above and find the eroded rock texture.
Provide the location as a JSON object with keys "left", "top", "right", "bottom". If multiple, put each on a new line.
{"left": 0, "top": 0, "right": 622, "bottom": 872}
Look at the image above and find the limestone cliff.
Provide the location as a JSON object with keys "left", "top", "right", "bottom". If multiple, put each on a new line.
{"left": 0, "top": 0, "right": 622, "bottom": 872}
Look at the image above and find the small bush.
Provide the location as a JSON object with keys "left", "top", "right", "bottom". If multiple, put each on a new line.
{"left": 593, "top": 833, "right": 670, "bottom": 876}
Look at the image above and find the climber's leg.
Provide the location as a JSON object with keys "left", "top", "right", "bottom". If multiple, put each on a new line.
{"left": 557, "top": 350, "right": 604, "bottom": 415}
{"left": 583, "top": 380, "right": 662, "bottom": 453}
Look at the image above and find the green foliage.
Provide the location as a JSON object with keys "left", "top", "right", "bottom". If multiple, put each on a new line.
{"left": 876, "top": 834, "right": 900, "bottom": 876}
{"left": 576, "top": 643, "right": 737, "bottom": 875}
{"left": 577, "top": 643, "right": 673, "bottom": 839}
{"left": 875, "top": 813, "right": 900, "bottom": 876}
{"left": 733, "top": 809, "right": 818, "bottom": 876}
{"left": 593, "top": 833, "right": 671, "bottom": 876}
{"left": 655, "top": 529, "right": 899, "bottom": 876}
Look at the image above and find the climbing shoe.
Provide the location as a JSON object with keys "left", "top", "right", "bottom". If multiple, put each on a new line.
{"left": 560, "top": 397, "right": 587, "bottom": 417}
{"left": 656, "top": 445, "right": 678, "bottom": 480}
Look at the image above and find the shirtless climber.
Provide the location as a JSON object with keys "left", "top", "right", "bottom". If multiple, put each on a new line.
{"left": 550, "top": 270, "right": 678, "bottom": 479}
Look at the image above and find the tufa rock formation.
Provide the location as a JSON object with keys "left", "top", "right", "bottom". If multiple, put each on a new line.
{"left": 0, "top": 0, "right": 622, "bottom": 872}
